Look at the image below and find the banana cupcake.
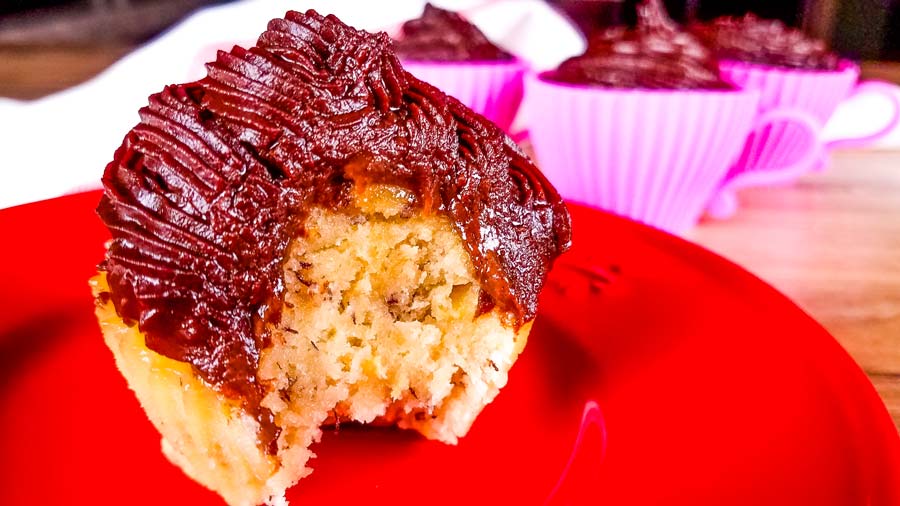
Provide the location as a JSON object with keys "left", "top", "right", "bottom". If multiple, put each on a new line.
{"left": 93, "top": 9, "right": 570, "bottom": 506}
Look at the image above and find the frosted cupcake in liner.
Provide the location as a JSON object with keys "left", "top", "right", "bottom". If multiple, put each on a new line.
{"left": 393, "top": 3, "right": 525, "bottom": 132}
{"left": 692, "top": 15, "right": 900, "bottom": 218}
{"left": 526, "top": 0, "right": 768, "bottom": 233}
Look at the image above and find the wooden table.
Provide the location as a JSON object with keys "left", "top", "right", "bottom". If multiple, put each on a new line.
{"left": 2, "top": 45, "right": 899, "bottom": 430}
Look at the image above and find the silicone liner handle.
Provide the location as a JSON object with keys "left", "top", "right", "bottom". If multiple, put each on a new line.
{"left": 706, "top": 108, "right": 823, "bottom": 220}
{"left": 824, "top": 80, "right": 900, "bottom": 151}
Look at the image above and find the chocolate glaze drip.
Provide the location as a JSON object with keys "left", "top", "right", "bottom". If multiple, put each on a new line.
{"left": 690, "top": 14, "right": 840, "bottom": 71}
{"left": 97, "top": 10, "right": 570, "bottom": 448}
{"left": 545, "top": 0, "right": 729, "bottom": 90}
{"left": 394, "top": 3, "right": 514, "bottom": 62}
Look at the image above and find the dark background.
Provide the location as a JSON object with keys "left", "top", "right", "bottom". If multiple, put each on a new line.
{"left": 551, "top": 0, "right": 898, "bottom": 61}
{"left": 0, "top": 0, "right": 897, "bottom": 61}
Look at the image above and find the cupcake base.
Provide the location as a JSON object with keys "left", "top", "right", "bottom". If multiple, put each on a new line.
{"left": 92, "top": 184, "right": 530, "bottom": 506}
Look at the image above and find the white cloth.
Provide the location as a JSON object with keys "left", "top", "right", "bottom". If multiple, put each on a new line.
{"left": 821, "top": 84, "right": 900, "bottom": 149}
{"left": 0, "top": 0, "right": 586, "bottom": 209}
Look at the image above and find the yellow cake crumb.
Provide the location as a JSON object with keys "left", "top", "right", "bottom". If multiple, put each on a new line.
{"left": 93, "top": 185, "right": 531, "bottom": 506}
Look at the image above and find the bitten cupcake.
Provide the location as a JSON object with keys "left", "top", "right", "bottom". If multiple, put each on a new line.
{"left": 393, "top": 3, "right": 526, "bottom": 132}
{"left": 93, "top": 9, "right": 570, "bottom": 506}
{"left": 526, "top": 0, "right": 760, "bottom": 233}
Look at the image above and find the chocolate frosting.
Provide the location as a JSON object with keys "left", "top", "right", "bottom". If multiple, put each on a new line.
{"left": 545, "top": 0, "right": 729, "bottom": 90}
{"left": 393, "top": 3, "right": 514, "bottom": 62}
{"left": 97, "top": 10, "right": 570, "bottom": 446}
{"left": 690, "top": 14, "right": 840, "bottom": 71}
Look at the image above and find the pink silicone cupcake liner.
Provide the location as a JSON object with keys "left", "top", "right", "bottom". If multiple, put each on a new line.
{"left": 719, "top": 59, "right": 857, "bottom": 183}
{"left": 524, "top": 73, "right": 760, "bottom": 234}
{"left": 707, "top": 60, "right": 900, "bottom": 219}
{"left": 403, "top": 60, "right": 526, "bottom": 133}
{"left": 720, "top": 60, "right": 861, "bottom": 124}
{"left": 705, "top": 108, "right": 823, "bottom": 220}
{"left": 720, "top": 60, "right": 900, "bottom": 167}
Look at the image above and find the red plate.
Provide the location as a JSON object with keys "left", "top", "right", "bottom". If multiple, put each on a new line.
{"left": 1, "top": 191, "right": 898, "bottom": 505}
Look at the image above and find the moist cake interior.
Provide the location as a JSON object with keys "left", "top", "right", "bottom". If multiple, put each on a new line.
{"left": 93, "top": 184, "right": 529, "bottom": 506}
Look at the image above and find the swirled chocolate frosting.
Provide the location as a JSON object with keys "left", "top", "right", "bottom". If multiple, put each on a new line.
{"left": 393, "top": 3, "right": 514, "bottom": 62}
{"left": 690, "top": 14, "right": 840, "bottom": 71}
{"left": 545, "top": 0, "right": 729, "bottom": 89}
{"left": 97, "top": 10, "right": 570, "bottom": 447}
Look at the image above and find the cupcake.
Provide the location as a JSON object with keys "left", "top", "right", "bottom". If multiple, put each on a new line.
{"left": 690, "top": 14, "right": 856, "bottom": 128}
{"left": 93, "top": 10, "right": 570, "bottom": 506}
{"left": 393, "top": 3, "right": 526, "bottom": 132}
{"left": 689, "top": 14, "right": 877, "bottom": 217}
{"left": 691, "top": 14, "right": 840, "bottom": 72}
{"left": 526, "top": 0, "right": 759, "bottom": 233}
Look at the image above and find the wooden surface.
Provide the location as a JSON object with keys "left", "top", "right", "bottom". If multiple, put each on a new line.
{"left": 0, "top": 45, "right": 135, "bottom": 100}
{"left": 1, "top": 45, "right": 898, "bottom": 430}
{"left": 0, "top": 1, "right": 216, "bottom": 46}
